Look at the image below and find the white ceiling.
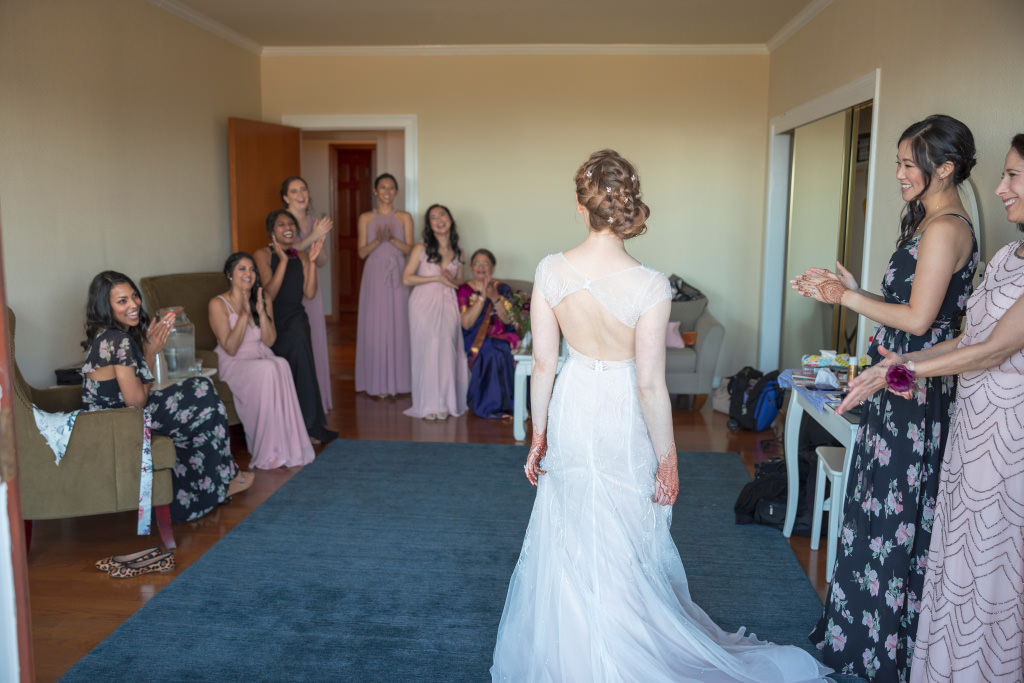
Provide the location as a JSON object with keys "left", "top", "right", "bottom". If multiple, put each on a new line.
{"left": 151, "top": 0, "right": 830, "bottom": 54}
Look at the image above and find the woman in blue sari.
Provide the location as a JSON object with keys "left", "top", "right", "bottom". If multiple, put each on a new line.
{"left": 457, "top": 249, "right": 521, "bottom": 418}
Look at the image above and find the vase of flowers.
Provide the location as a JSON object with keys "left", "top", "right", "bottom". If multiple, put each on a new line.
{"left": 508, "top": 289, "right": 531, "bottom": 353}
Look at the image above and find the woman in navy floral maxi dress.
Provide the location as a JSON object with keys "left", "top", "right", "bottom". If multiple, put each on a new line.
{"left": 794, "top": 115, "right": 978, "bottom": 681}
{"left": 81, "top": 271, "right": 244, "bottom": 523}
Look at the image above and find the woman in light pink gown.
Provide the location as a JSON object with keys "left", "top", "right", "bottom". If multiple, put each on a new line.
{"left": 355, "top": 173, "right": 414, "bottom": 397}
{"left": 402, "top": 204, "right": 468, "bottom": 420}
{"left": 281, "top": 176, "right": 334, "bottom": 413}
{"left": 209, "top": 252, "right": 315, "bottom": 469}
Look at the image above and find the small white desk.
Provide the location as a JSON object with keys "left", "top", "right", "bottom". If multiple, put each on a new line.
{"left": 154, "top": 367, "right": 216, "bottom": 391}
{"left": 512, "top": 352, "right": 566, "bottom": 441}
{"left": 781, "top": 379, "right": 860, "bottom": 538}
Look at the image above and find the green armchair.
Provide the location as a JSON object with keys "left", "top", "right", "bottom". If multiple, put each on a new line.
{"left": 139, "top": 271, "right": 239, "bottom": 425}
{"left": 7, "top": 308, "right": 176, "bottom": 549}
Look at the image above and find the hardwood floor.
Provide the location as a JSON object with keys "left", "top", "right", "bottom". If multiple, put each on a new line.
{"left": 25, "top": 314, "right": 829, "bottom": 682}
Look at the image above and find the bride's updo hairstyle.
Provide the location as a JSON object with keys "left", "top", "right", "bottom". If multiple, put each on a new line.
{"left": 574, "top": 149, "right": 650, "bottom": 239}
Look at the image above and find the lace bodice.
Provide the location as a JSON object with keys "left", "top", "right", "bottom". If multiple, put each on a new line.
{"left": 534, "top": 253, "right": 671, "bottom": 328}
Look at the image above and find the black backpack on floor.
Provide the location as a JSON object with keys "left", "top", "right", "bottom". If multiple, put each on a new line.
{"left": 727, "top": 367, "right": 783, "bottom": 432}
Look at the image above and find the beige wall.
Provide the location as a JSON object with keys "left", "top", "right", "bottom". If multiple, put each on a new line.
{"left": 0, "top": 0, "right": 262, "bottom": 386}
{"left": 263, "top": 54, "right": 771, "bottom": 375}
{"left": 770, "top": 0, "right": 1024, "bottom": 299}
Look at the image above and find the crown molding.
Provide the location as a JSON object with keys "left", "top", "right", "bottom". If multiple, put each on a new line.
{"left": 147, "top": 0, "right": 262, "bottom": 54}
{"left": 260, "top": 43, "right": 768, "bottom": 57}
{"left": 766, "top": 0, "right": 833, "bottom": 52}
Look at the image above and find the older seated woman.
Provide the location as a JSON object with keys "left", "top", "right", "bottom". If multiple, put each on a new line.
{"left": 457, "top": 248, "right": 521, "bottom": 418}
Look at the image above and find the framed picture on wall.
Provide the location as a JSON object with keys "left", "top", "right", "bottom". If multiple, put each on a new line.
{"left": 857, "top": 133, "right": 870, "bottom": 163}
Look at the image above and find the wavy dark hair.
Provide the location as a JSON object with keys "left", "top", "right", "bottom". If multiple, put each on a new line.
{"left": 280, "top": 176, "right": 311, "bottom": 214}
{"left": 223, "top": 251, "right": 262, "bottom": 325}
{"left": 897, "top": 115, "right": 977, "bottom": 247}
{"left": 575, "top": 149, "right": 650, "bottom": 240}
{"left": 423, "top": 204, "right": 461, "bottom": 265}
{"left": 374, "top": 173, "right": 399, "bottom": 191}
{"left": 1011, "top": 134, "right": 1024, "bottom": 233}
{"left": 266, "top": 209, "right": 298, "bottom": 239}
{"left": 82, "top": 270, "right": 150, "bottom": 351}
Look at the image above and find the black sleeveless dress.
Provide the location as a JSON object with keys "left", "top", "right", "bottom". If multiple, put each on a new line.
{"left": 270, "top": 252, "right": 336, "bottom": 443}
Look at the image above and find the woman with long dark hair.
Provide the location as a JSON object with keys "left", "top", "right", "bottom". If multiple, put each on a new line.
{"left": 794, "top": 114, "right": 979, "bottom": 680}
{"left": 81, "top": 270, "right": 250, "bottom": 523}
{"left": 254, "top": 210, "right": 337, "bottom": 445}
{"left": 209, "top": 252, "right": 314, "bottom": 468}
{"left": 355, "top": 172, "right": 414, "bottom": 397}
{"left": 838, "top": 134, "right": 1024, "bottom": 683}
{"left": 401, "top": 203, "right": 467, "bottom": 420}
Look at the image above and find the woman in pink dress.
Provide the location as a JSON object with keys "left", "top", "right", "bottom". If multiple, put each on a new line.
{"left": 841, "top": 135, "right": 1024, "bottom": 683}
{"left": 355, "top": 173, "right": 414, "bottom": 397}
{"left": 281, "top": 176, "right": 334, "bottom": 413}
{"left": 209, "top": 252, "right": 315, "bottom": 469}
{"left": 402, "top": 204, "right": 468, "bottom": 420}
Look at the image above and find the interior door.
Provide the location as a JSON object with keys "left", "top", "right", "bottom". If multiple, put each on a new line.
{"left": 228, "top": 118, "right": 302, "bottom": 256}
{"left": 331, "top": 146, "right": 374, "bottom": 312}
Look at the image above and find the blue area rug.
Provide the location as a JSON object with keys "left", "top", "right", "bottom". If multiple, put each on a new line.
{"left": 62, "top": 440, "right": 833, "bottom": 682}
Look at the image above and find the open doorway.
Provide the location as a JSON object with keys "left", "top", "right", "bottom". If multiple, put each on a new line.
{"left": 780, "top": 102, "right": 872, "bottom": 369}
{"left": 758, "top": 71, "right": 879, "bottom": 370}
{"left": 298, "top": 128, "right": 407, "bottom": 319}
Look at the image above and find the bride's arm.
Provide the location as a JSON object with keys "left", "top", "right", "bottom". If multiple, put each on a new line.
{"left": 524, "top": 287, "right": 559, "bottom": 485}
{"left": 635, "top": 298, "right": 678, "bottom": 506}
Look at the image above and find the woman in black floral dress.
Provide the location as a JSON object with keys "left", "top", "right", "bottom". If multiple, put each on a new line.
{"left": 81, "top": 271, "right": 251, "bottom": 523}
{"left": 793, "top": 115, "right": 979, "bottom": 681}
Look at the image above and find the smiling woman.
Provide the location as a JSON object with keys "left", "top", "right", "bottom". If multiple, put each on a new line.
{"left": 209, "top": 252, "right": 315, "bottom": 468}
{"left": 253, "top": 210, "right": 338, "bottom": 445}
{"left": 80, "top": 271, "right": 249, "bottom": 522}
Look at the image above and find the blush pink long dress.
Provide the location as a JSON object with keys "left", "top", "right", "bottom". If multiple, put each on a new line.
{"left": 355, "top": 210, "right": 412, "bottom": 396}
{"left": 299, "top": 214, "right": 333, "bottom": 413}
{"left": 403, "top": 250, "right": 468, "bottom": 418}
{"left": 214, "top": 297, "right": 315, "bottom": 469}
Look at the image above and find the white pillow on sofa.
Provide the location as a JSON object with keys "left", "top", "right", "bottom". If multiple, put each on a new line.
{"left": 666, "top": 321, "right": 686, "bottom": 348}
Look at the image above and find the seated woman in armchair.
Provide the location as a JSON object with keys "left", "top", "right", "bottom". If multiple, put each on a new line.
{"left": 457, "top": 249, "right": 521, "bottom": 419}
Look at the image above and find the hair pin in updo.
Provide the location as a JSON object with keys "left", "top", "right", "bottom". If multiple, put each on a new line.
{"left": 585, "top": 170, "right": 593, "bottom": 178}
{"left": 607, "top": 216, "right": 614, "bottom": 223}
{"left": 631, "top": 174, "right": 636, "bottom": 182}
{"left": 605, "top": 186, "right": 611, "bottom": 194}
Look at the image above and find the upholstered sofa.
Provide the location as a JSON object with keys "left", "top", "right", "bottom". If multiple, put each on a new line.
{"left": 664, "top": 297, "right": 725, "bottom": 410}
{"left": 139, "top": 272, "right": 240, "bottom": 425}
{"left": 7, "top": 308, "right": 177, "bottom": 548}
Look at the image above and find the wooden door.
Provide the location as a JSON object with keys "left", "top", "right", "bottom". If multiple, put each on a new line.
{"left": 228, "top": 118, "right": 301, "bottom": 256}
{"left": 331, "top": 146, "right": 374, "bottom": 312}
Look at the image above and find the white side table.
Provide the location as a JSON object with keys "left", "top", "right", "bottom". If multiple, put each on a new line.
{"left": 512, "top": 349, "right": 566, "bottom": 441}
{"left": 154, "top": 367, "right": 217, "bottom": 391}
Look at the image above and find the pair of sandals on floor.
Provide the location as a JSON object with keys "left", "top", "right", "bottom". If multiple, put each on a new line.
{"left": 423, "top": 412, "right": 449, "bottom": 421}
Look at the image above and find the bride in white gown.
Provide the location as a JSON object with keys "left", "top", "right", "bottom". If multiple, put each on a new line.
{"left": 490, "top": 150, "right": 832, "bottom": 682}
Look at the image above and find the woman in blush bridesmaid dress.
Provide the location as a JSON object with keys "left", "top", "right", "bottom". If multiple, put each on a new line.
{"left": 281, "top": 176, "right": 334, "bottom": 414}
{"left": 209, "top": 252, "right": 315, "bottom": 469}
{"left": 402, "top": 203, "right": 468, "bottom": 421}
{"left": 355, "top": 173, "right": 414, "bottom": 398}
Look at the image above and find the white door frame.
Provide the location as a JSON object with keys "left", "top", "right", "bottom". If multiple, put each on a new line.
{"left": 758, "top": 70, "right": 880, "bottom": 369}
{"left": 280, "top": 114, "right": 418, "bottom": 218}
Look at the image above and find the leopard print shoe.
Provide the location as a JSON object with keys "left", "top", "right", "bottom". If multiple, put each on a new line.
{"left": 95, "top": 546, "right": 161, "bottom": 572}
{"left": 107, "top": 551, "right": 175, "bottom": 578}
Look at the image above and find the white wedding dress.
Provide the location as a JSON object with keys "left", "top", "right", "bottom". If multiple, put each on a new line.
{"left": 491, "top": 254, "right": 831, "bottom": 683}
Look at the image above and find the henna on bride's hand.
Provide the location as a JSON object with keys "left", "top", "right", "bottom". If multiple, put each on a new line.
{"left": 817, "top": 279, "right": 846, "bottom": 304}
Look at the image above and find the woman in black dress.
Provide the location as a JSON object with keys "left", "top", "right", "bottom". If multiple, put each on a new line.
{"left": 81, "top": 271, "right": 251, "bottom": 523}
{"left": 254, "top": 209, "right": 337, "bottom": 444}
